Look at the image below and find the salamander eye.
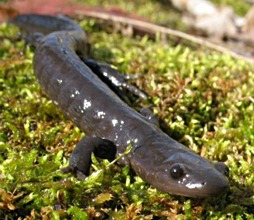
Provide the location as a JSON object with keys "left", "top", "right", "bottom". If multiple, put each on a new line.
{"left": 170, "top": 164, "right": 184, "bottom": 179}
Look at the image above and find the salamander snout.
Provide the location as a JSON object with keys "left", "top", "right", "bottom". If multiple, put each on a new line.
{"left": 214, "top": 162, "right": 229, "bottom": 176}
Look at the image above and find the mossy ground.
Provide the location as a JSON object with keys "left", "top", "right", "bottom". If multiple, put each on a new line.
{"left": 0, "top": 1, "right": 254, "bottom": 219}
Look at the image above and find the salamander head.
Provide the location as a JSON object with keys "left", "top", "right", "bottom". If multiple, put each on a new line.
{"left": 130, "top": 147, "right": 228, "bottom": 198}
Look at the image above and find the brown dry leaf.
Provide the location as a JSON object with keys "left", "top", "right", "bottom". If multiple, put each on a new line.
{"left": 126, "top": 203, "right": 142, "bottom": 220}
{"left": 0, "top": 188, "right": 24, "bottom": 211}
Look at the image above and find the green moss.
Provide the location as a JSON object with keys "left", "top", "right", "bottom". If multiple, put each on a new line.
{"left": 1, "top": 1, "right": 254, "bottom": 218}
{"left": 79, "top": 0, "right": 185, "bottom": 30}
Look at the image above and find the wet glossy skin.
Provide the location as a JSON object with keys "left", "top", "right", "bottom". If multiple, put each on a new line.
{"left": 11, "top": 14, "right": 229, "bottom": 198}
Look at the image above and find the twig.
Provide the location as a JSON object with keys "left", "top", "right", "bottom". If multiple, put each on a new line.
{"left": 75, "top": 10, "right": 254, "bottom": 64}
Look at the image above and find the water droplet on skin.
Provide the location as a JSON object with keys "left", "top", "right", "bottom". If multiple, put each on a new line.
{"left": 103, "top": 71, "right": 108, "bottom": 77}
{"left": 96, "top": 111, "right": 105, "bottom": 119}
{"left": 70, "top": 90, "right": 80, "bottom": 98}
{"left": 83, "top": 99, "right": 91, "bottom": 109}
{"left": 112, "top": 119, "right": 118, "bottom": 127}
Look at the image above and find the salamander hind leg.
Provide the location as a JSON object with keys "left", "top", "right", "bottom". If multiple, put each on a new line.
{"left": 82, "top": 58, "right": 147, "bottom": 100}
{"left": 61, "top": 136, "right": 116, "bottom": 180}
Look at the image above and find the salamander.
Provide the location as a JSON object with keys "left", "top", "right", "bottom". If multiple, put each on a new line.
{"left": 10, "top": 14, "right": 229, "bottom": 198}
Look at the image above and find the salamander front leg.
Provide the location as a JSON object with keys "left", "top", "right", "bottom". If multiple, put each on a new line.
{"left": 62, "top": 136, "right": 116, "bottom": 179}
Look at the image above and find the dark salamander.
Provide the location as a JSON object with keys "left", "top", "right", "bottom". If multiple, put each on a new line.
{"left": 10, "top": 14, "right": 228, "bottom": 198}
